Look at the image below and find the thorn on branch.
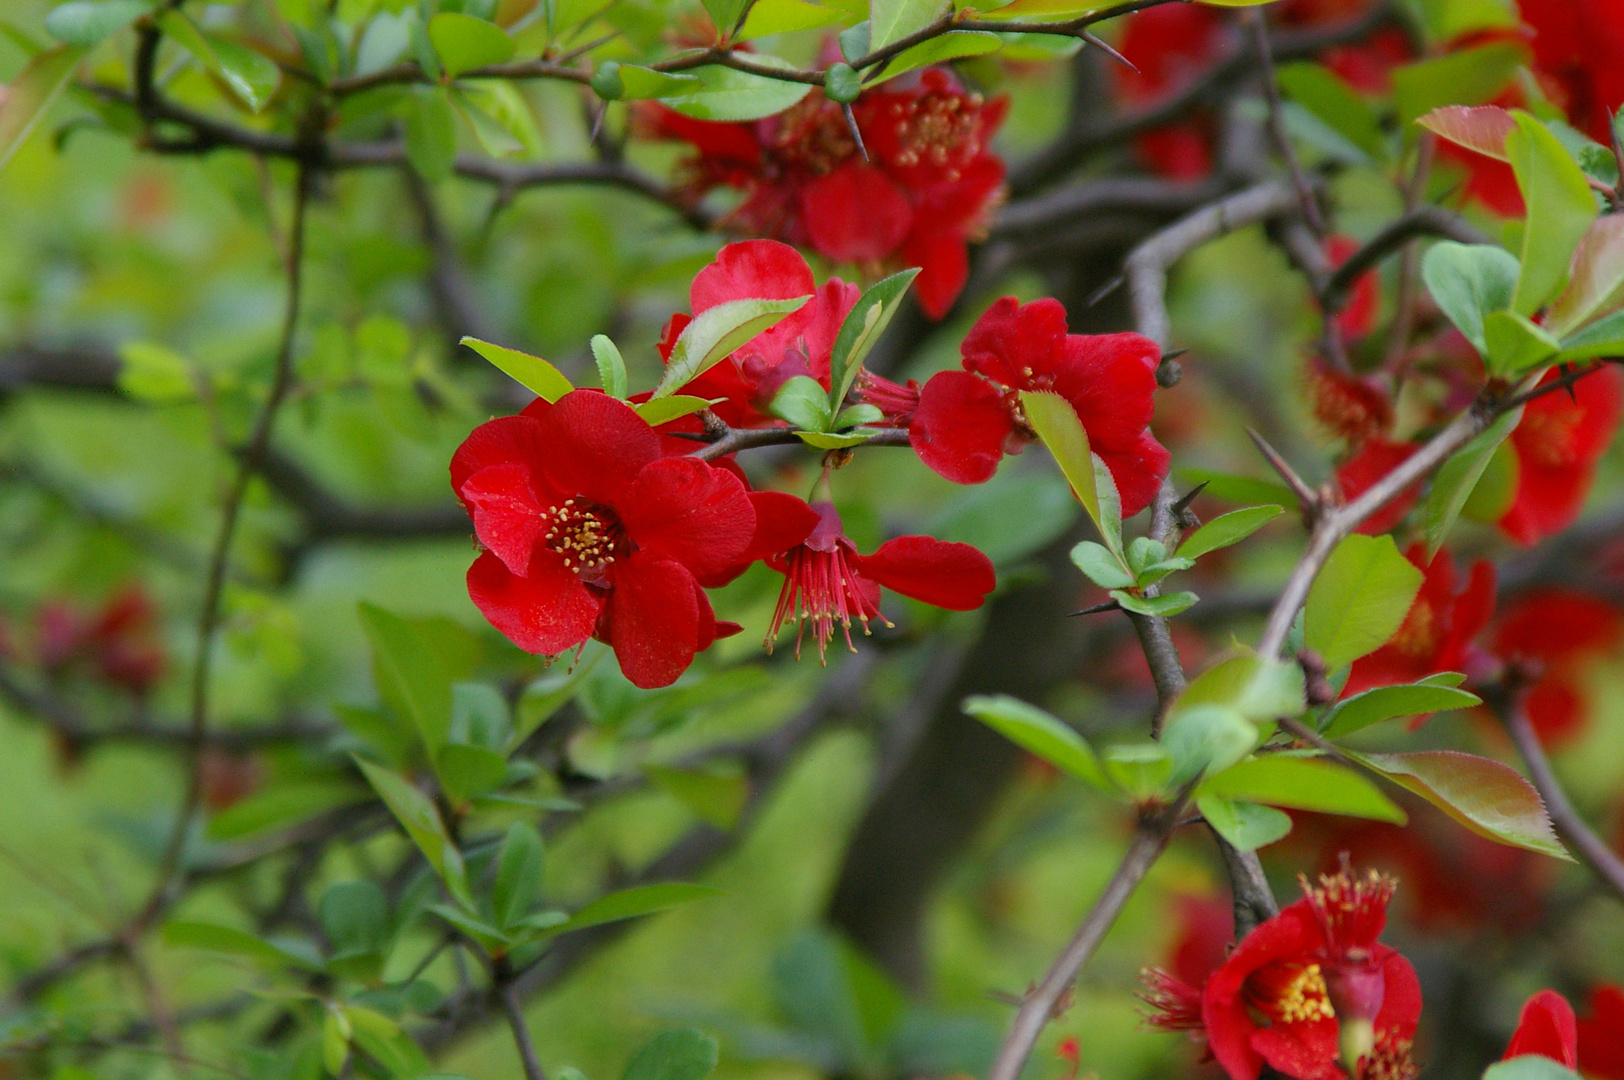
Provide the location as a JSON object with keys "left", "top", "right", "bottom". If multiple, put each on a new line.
{"left": 842, "top": 103, "right": 869, "bottom": 162}
{"left": 1296, "top": 647, "right": 1335, "bottom": 707}
{"left": 1246, "top": 428, "right": 1320, "bottom": 515}
{"left": 1067, "top": 600, "right": 1123, "bottom": 617}
{"left": 1170, "top": 480, "right": 1206, "bottom": 530}
{"left": 1081, "top": 30, "right": 1138, "bottom": 73}
{"left": 1085, "top": 274, "right": 1124, "bottom": 308}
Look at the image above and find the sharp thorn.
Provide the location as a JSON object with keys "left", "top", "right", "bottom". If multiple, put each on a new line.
{"left": 1559, "top": 362, "right": 1580, "bottom": 404}
{"left": 842, "top": 103, "right": 869, "bottom": 163}
{"left": 1246, "top": 428, "right": 1319, "bottom": 507}
{"left": 1081, "top": 30, "right": 1137, "bottom": 73}
{"left": 1085, "top": 274, "right": 1124, "bottom": 308}
{"left": 1067, "top": 600, "right": 1123, "bottom": 617}
{"left": 1171, "top": 481, "right": 1208, "bottom": 516}
{"left": 1160, "top": 348, "right": 1190, "bottom": 363}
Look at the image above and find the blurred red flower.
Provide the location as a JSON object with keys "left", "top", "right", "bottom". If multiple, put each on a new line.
{"left": 451, "top": 390, "right": 756, "bottom": 688}
{"left": 1517, "top": 0, "right": 1624, "bottom": 144}
{"left": 1113, "top": 3, "right": 1228, "bottom": 179}
{"left": 901, "top": 296, "right": 1169, "bottom": 515}
{"left": 33, "top": 585, "right": 167, "bottom": 697}
{"left": 1504, "top": 989, "right": 1578, "bottom": 1067}
{"left": 1344, "top": 544, "right": 1495, "bottom": 696}
{"left": 638, "top": 69, "right": 1007, "bottom": 318}
{"left": 1336, "top": 438, "right": 1420, "bottom": 534}
{"left": 1498, "top": 365, "right": 1624, "bottom": 545}
{"left": 1577, "top": 985, "right": 1624, "bottom": 1080}
{"left": 1488, "top": 589, "right": 1624, "bottom": 746}
{"left": 1324, "top": 235, "right": 1379, "bottom": 341}
{"left": 1306, "top": 359, "right": 1392, "bottom": 442}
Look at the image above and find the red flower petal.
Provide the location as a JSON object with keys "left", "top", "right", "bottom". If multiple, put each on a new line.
{"left": 909, "top": 369, "right": 1017, "bottom": 484}
{"left": 1576, "top": 985, "right": 1624, "bottom": 1080}
{"left": 619, "top": 456, "right": 756, "bottom": 581}
{"left": 460, "top": 462, "right": 546, "bottom": 576}
{"left": 691, "top": 239, "right": 816, "bottom": 314}
{"left": 1337, "top": 438, "right": 1421, "bottom": 534}
{"left": 1202, "top": 904, "right": 1325, "bottom": 1080}
{"left": 853, "top": 535, "right": 996, "bottom": 611}
{"left": 960, "top": 296, "right": 1068, "bottom": 388}
{"left": 1051, "top": 331, "right": 1162, "bottom": 450}
{"left": 1505, "top": 989, "right": 1579, "bottom": 1067}
{"left": 1099, "top": 430, "right": 1172, "bottom": 519}
{"left": 900, "top": 228, "right": 969, "bottom": 321}
{"left": 1374, "top": 947, "right": 1424, "bottom": 1038}
{"left": 467, "top": 549, "right": 601, "bottom": 657}
{"left": 1501, "top": 365, "right": 1624, "bottom": 544}
{"left": 534, "top": 390, "right": 662, "bottom": 507}
{"left": 1249, "top": 1017, "right": 1342, "bottom": 1080}
{"left": 450, "top": 414, "right": 556, "bottom": 505}
{"left": 598, "top": 554, "right": 702, "bottom": 689}
{"left": 799, "top": 162, "right": 914, "bottom": 263}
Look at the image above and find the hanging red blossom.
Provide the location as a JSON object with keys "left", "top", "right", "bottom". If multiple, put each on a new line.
{"left": 1344, "top": 545, "right": 1495, "bottom": 696}
{"left": 1577, "top": 985, "right": 1624, "bottom": 1080}
{"left": 656, "top": 240, "right": 858, "bottom": 429}
{"left": 1488, "top": 589, "right": 1624, "bottom": 746}
{"left": 753, "top": 497, "right": 995, "bottom": 660}
{"left": 1147, "top": 863, "right": 1422, "bottom": 1080}
{"left": 638, "top": 69, "right": 1007, "bottom": 319}
{"left": 1499, "top": 365, "right": 1624, "bottom": 545}
{"left": 892, "top": 296, "right": 1169, "bottom": 515}
{"left": 1503, "top": 989, "right": 1579, "bottom": 1067}
{"left": 451, "top": 390, "right": 757, "bottom": 689}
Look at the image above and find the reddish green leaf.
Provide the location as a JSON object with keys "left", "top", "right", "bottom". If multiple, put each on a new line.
{"left": 0, "top": 44, "right": 86, "bottom": 172}
{"left": 1351, "top": 750, "right": 1570, "bottom": 859}
{"left": 1545, "top": 215, "right": 1624, "bottom": 337}
{"left": 1416, "top": 104, "right": 1515, "bottom": 161}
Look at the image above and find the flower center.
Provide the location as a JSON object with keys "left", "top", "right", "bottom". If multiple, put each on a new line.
{"left": 882, "top": 90, "right": 985, "bottom": 174}
{"left": 1387, "top": 599, "right": 1440, "bottom": 659}
{"left": 543, "top": 498, "right": 627, "bottom": 581}
{"left": 765, "top": 542, "right": 889, "bottom": 662}
{"left": 1518, "top": 407, "right": 1584, "bottom": 467}
{"left": 771, "top": 98, "right": 858, "bottom": 176}
{"left": 1246, "top": 960, "right": 1336, "bottom": 1025}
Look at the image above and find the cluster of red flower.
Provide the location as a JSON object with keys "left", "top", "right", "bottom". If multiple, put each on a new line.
{"left": 26, "top": 585, "right": 167, "bottom": 698}
{"left": 452, "top": 240, "right": 1169, "bottom": 687}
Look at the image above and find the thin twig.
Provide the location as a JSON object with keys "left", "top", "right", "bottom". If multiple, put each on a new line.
{"left": 1247, "top": 8, "right": 1325, "bottom": 237}
{"left": 499, "top": 975, "right": 548, "bottom": 1080}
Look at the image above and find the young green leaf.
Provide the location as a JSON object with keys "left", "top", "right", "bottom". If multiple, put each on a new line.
{"left": 1348, "top": 750, "right": 1570, "bottom": 859}
{"left": 1423, "top": 407, "right": 1521, "bottom": 558}
{"left": 1303, "top": 534, "right": 1425, "bottom": 670}
{"left": 0, "top": 44, "right": 87, "bottom": 172}
{"left": 493, "top": 822, "right": 546, "bottom": 928}
{"left": 427, "top": 12, "right": 515, "bottom": 79}
{"left": 591, "top": 334, "right": 628, "bottom": 398}
{"left": 1559, "top": 307, "right": 1624, "bottom": 359}
{"left": 1276, "top": 62, "right": 1385, "bottom": 161}
{"left": 157, "top": 12, "right": 280, "bottom": 111}
{"left": 1421, "top": 241, "right": 1520, "bottom": 355}
{"left": 1101, "top": 744, "right": 1175, "bottom": 802}
{"left": 1544, "top": 215, "right": 1624, "bottom": 337}
{"left": 796, "top": 430, "right": 875, "bottom": 449}
{"left": 1069, "top": 540, "right": 1134, "bottom": 589}
{"left": 827, "top": 268, "right": 919, "bottom": 410}
{"left": 1199, "top": 756, "right": 1406, "bottom": 822}
{"left": 1109, "top": 589, "right": 1199, "bottom": 617}
{"left": 634, "top": 395, "right": 717, "bottom": 427}
{"left": 1482, "top": 1058, "right": 1583, "bottom": 1080}
{"left": 962, "top": 694, "right": 1109, "bottom": 790}
{"left": 623, "top": 1029, "right": 721, "bottom": 1080}
{"left": 320, "top": 881, "right": 389, "bottom": 958}
{"left": 1162, "top": 704, "right": 1258, "bottom": 786}
{"left": 355, "top": 758, "right": 474, "bottom": 909}
{"left": 43, "top": 0, "right": 148, "bottom": 47}
{"left": 345, "top": 1005, "right": 433, "bottom": 1078}
{"left": 770, "top": 374, "right": 834, "bottom": 431}
{"left": 647, "top": 765, "right": 750, "bottom": 829}
{"left": 1320, "top": 681, "right": 1481, "bottom": 739}
{"left": 701, "top": 0, "right": 750, "bottom": 34}
{"left": 617, "top": 65, "right": 704, "bottom": 100}
{"left": 405, "top": 86, "right": 458, "bottom": 183}
{"left": 460, "top": 336, "right": 574, "bottom": 401}
{"left": 654, "top": 296, "right": 809, "bottom": 398}
{"left": 118, "top": 341, "right": 196, "bottom": 403}
{"left": 1176, "top": 505, "right": 1284, "bottom": 560}
{"left": 539, "top": 882, "right": 722, "bottom": 937}
{"left": 1197, "top": 795, "right": 1294, "bottom": 852}
{"left": 739, "top": 0, "right": 847, "bottom": 39}
{"left": 869, "top": 0, "right": 946, "bottom": 51}
{"left": 435, "top": 743, "right": 509, "bottom": 805}
{"left": 865, "top": 30, "right": 1003, "bottom": 85}
{"left": 1416, "top": 103, "right": 1515, "bottom": 160}
{"left": 1507, "top": 111, "right": 1599, "bottom": 315}
{"left": 162, "top": 921, "right": 323, "bottom": 970}
{"left": 1020, "top": 390, "right": 1115, "bottom": 545}
{"left": 1482, "top": 309, "right": 1561, "bottom": 375}
{"left": 359, "top": 602, "right": 453, "bottom": 756}
{"left": 1176, "top": 653, "right": 1307, "bottom": 724}
{"left": 1391, "top": 41, "right": 1526, "bottom": 125}
{"left": 661, "top": 59, "right": 814, "bottom": 121}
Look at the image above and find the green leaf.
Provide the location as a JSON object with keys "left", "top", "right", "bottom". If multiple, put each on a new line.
{"left": 1303, "top": 534, "right": 1425, "bottom": 670}
{"left": 961, "top": 694, "right": 1108, "bottom": 790}
{"left": 927, "top": 472, "right": 1079, "bottom": 566}
{"left": 206, "top": 781, "right": 367, "bottom": 841}
{"left": 429, "top": 903, "right": 510, "bottom": 948}
{"left": 117, "top": 341, "right": 196, "bottom": 403}
{"left": 1559, "top": 307, "right": 1624, "bottom": 359}
{"left": 869, "top": 0, "right": 945, "bottom": 50}
{"left": 1545, "top": 215, "right": 1624, "bottom": 337}
{"left": 1276, "top": 62, "right": 1385, "bottom": 161}
{"left": 662, "top": 59, "right": 814, "bottom": 121}
{"left": 617, "top": 65, "right": 703, "bottom": 100}
{"left": 770, "top": 374, "right": 834, "bottom": 431}
{"left": 796, "top": 429, "right": 875, "bottom": 448}
{"left": 1421, "top": 241, "right": 1520, "bottom": 355}
{"left": 647, "top": 764, "right": 749, "bottom": 829}
{"left": 739, "top": 0, "right": 847, "bottom": 40}
{"left": 1482, "top": 310, "right": 1561, "bottom": 375}
{"left": 405, "top": 86, "right": 458, "bottom": 182}
{"left": 1101, "top": 744, "right": 1175, "bottom": 802}
{"left": 456, "top": 80, "right": 542, "bottom": 156}
{"left": 1110, "top": 589, "right": 1198, "bottom": 617}
{"left": 702, "top": 0, "right": 750, "bottom": 33}
{"left": 1200, "top": 756, "right": 1406, "bottom": 823}
{"left": 162, "top": 922, "right": 322, "bottom": 970}
{"left": 427, "top": 12, "right": 514, "bottom": 79}
{"left": 320, "top": 881, "right": 389, "bottom": 957}
{"left": 1423, "top": 407, "right": 1521, "bottom": 558}
{"left": 635, "top": 395, "right": 716, "bottom": 426}
{"left": 355, "top": 758, "right": 474, "bottom": 908}
{"left": 1177, "top": 653, "right": 1307, "bottom": 725}
{"left": 157, "top": 12, "right": 280, "bottom": 111}
{"left": 1020, "top": 390, "right": 1111, "bottom": 544}
{"left": 435, "top": 743, "right": 509, "bottom": 805}
{"left": 828, "top": 267, "right": 918, "bottom": 410}
{"left": 1177, "top": 468, "right": 1299, "bottom": 508}
{"left": 1482, "top": 1057, "right": 1584, "bottom": 1080}
{"left": 1321, "top": 680, "right": 1482, "bottom": 738}
{"left": 1392, "top": 40, "right": 1525, "bottom": 126}
{"left": 1162, "top": 704, "right": 1258, "bottom": 786}
{"left": 590, "top": 334, "right": 628, "bottom": 398}
{"left": 44, "top": 0, "right": 148, "bottom": 46}
{"left": 1349, "top": 749, "right": 1570, "bottom": 859}
{"left": 654, "top": 295, "right": 809, "bottom": 398}
{"left": 0, "top": 44, "right": 86, "bottom": 172}
{"left": 1402, "top": 0, "right": 1518, "bottom": 43}
{"left": 1197, "top": 795, "right": 1293, "bottom": 852}
{"left": 541, "top": 883, "right": 722, "bottom": 937}
{"left": 1069, "top": 540, "right": 1133, "bottom": 589}
{"left": 623, "top": 1029, "right": 720, "bottom": 1080}
{"left": 867, "top": 29, "right": 1002, "bottom": 84}
{"left": 345, "top": 1005, "right": 433, "bottom": 1078}
{"left": 1507, "top": 111, "right": 1599, "bottom": 315}
{"left": 493, "top": 822, "right": 546, "bottom": 928}
{"left": 1176, "top": 505, "right": 1284, "bottom": 560}
{"left": 359, "top": 602, "right": 453, "bottom": 756}
{"left": 460, "top": 336, "right": 574, "bottom": 401}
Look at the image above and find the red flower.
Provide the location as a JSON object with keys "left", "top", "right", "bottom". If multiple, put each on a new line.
{"left": 1504, "top": 989, "right": 1578, "bottom": 1067}
{"left": 1488, "top": 589, "right": 1624, "bottom": 745}
{"left": 1344, "top": 544, "right": 1495, "bottom": 696}
{"left": 1499, "top": 365, "right": 1624, "bottom": 545}
{"left": 1517, "top": 0, "right": 1624, "bottom": 144}
{"left": 1194, "top": 864, "right": 1421, "bottom": 1080}
{"left": 1306, "top": 359, "right": 1392, "bottom": 442}
{"left": 33, "top": 585, "right": 167, "bottom": 697}
{"left": 451, "top": 390, "right": 757, "bottom": 689}
{"left": 1324, "top": 235, "right": 1379, "bottom": 341}
{"left": 1274, "top": 0, "right": 1411, "bottom": 94}
{"left": 639, "top": 69, "right": 1007, "bottom": 319}
{"left": 756, "top": 498, "right": 994, "bottom": 660}
{"left": 902, "top": 297, "right": 1170, "bottom": 515}
{"left": 1577, "top": 985, "right": 1624, "bottom": 1080}
{"left": 1113, "top": 3, "right": 1228, "bottom": 179}
{"left": 657, "top": 240, "right": 858, "bottom": 429}
{"left": 1335, "top": 438, "right": 1420, "bottom": 534}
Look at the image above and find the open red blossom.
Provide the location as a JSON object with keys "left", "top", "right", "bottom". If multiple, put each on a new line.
{"left": 1193, "top": 864, "right": 1421, "bottom": 1080}
{"left": 638, "top": 69, "right": 1007, "bottom": 319}
{"left": 1335, "top": 438, "right": 1420, "bottom": 534}
{"left": 1504, "top": 989, "right": 1579, "bottom": 1067}
{"left": 1488, "top": 589, "right": 1624, "bottom": 746}
{"left": 1577, "top": 985, "right": 1624, "bottom": 1080}
{"left": 755, "top": 498, "right": 994, "bottom": 661}
{"left": 903, "top": 297, "right": 1170, "bottom": 515}
{"left": 656, "top": 240, "right": 858, "bottom": 429}
{"left": 1307, "top": 360, "right": 1393, "bottom": 442}
{"left": 451, "top": 390, "right": 756, "bottom": 689}
{"left": 1499, "top": 365, "right": 1624, "bottom": 545}
{"left": 1344, "top": 545, "right": 1495, "bottom": 697}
